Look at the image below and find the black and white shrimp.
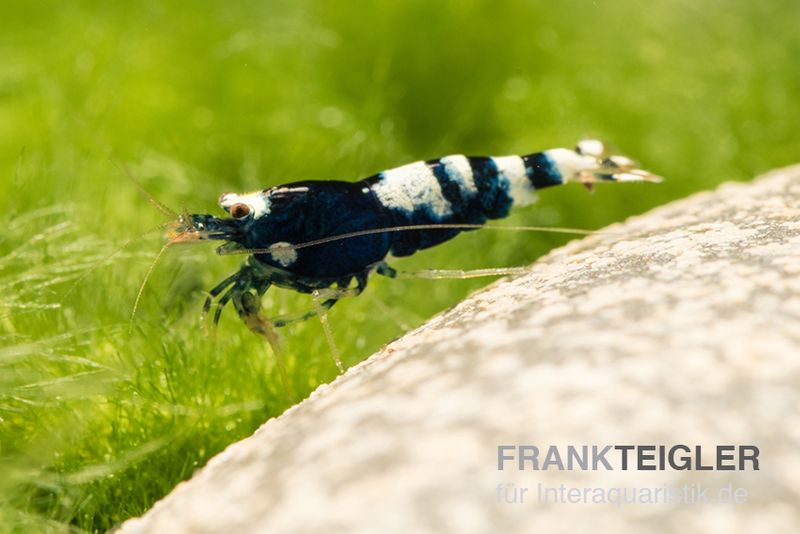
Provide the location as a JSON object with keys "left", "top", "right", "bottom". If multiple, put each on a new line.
{"left": 161, "top": 140, "right": 660, "bottom": 370}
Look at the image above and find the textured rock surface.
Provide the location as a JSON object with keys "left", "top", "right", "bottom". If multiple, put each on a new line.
{"left": 119, "top": 166, "right": 800, "bottom": 534}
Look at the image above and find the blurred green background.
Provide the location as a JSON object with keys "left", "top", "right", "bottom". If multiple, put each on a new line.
{"left": 0, "top": 0, "right": 797, "bottom": 531}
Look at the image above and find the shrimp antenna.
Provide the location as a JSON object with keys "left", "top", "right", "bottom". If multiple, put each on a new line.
{"left": 129, "top": 236, "right": 178, "bottom": 333}
{"left": 61, "top": 221, "right": 172, "bottom": 303}
{"left": 217, "top": 223, "right": 621, "bottom": 256}
{"left": 112, "top": 159, "right": 178, "bottom": 219}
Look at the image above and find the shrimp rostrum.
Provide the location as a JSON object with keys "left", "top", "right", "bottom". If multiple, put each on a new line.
{"left": 166, "top": 140, "right": 660, "bottom": 366}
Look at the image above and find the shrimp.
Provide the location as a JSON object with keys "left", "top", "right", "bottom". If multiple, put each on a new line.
{"left": 157, "top": 140, "right": 660, "bottom": 372}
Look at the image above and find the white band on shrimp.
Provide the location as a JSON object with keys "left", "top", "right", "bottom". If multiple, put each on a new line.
{"left": 219, "top": 191, "right": 272, "bottom": 218}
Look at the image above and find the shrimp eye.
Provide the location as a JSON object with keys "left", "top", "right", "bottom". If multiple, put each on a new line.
{"left": 230, "top": 203, "right": 251, "bottom": 219}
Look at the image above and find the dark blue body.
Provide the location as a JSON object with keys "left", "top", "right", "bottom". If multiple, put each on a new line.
{"left": 241, "top": 181, "right": 392, "bottom": 281}
{"left": 240, "top": 152, "right": 562, "bottom": 280}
